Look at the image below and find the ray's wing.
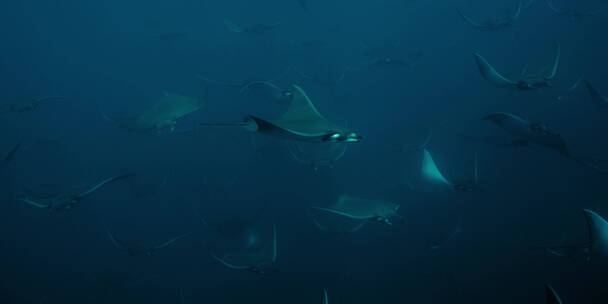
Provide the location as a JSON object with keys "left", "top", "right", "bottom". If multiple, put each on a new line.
{"left": 584, "top": 81, "right": 608, "bottom": 108}
{"left": 457, "top": 9, "right": 487, "bottom": 28}
{"left": 153, "top": 232, "right": 191, "bottom": 250}
{"left": 546, "top": 45, "right": 561, "bottom": 80}
{"left": 278, "top": 85, "right": 328, "bottom": 125}
{"left": 311, "top": 207, "right": 374, "bottom": 220}
{"left": 557, "top": 77, "right": 583, "bottom": 100}
{"left": 582, "top": 209, "right": 608, "bottom": 253}
{"left": 348, "top": 220, "right": 368, "bottom": 233}
{"left": 421, "top": 149, "right": 453, "bottom": 187}
{"left": 474, "top": 54, "right": 518, "bottom": 88}
{"left": 240, "top": 81, "right": 283, "bottom": 95}
{"left": 546, "top": 285, "right": 563, "bottom": 304}
{"left": 106, "top": 230, "right": 129, "bottom": 250}
{"left": 308, "top": 210, "right": 329, "bottom": 231}
{"left": 77, "top": 173, "right": 134, "bottom": 199}
{"left": 271, "top": 224, "right": 278, "bottom": 263}
{"left": 323, "top": 289, "right": 329, "bottom": 304}
{"left": 19, "top": 197, "right": 50, "bottom": 209}
{"left": 3, "top": 142, "right": 21, "bottom": 164}
{"left": 211, "top": 254, "right": 250, "bottom": 270}
{"left": 545, "top": 0, "right": 564, "bottom": 14}
{"left": 511, "top": 0, "right": 524, "bottom": 20}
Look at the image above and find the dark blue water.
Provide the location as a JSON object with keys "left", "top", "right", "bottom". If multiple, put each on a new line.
{"left": 1, "top": 0, "right": 608, "bottom": 303}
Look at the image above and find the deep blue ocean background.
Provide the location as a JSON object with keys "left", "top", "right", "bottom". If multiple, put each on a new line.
{"left": 2, "top": 0, "right": 608, "bottom": 303}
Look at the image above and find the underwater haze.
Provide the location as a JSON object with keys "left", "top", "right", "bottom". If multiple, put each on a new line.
{"left": 2, "top": 0, "right": 608, "bottom": 303}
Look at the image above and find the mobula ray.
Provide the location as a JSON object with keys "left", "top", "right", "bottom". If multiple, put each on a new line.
{"left": 104, "top": 91, "right": 204, "bottom": 133}
{"left": 312, "top": 195, "right": 402, "bottom": 227}
{"left": 483, "top": 112, "right": 601, "bottom": 170}
{"left": 19, "top": 173, "right": 133, "bottom": 213}
{"left": 458, "top": 1, "right": 523, "bottom": 31}
{"left": 533, "top": 209, "right": 608, "bottom": 262}
{"left": 107, "top": 230, "right": 191, "bottom": 257}
{"left": 201, "top": 85, "right": 362, "bottom": 143}
{"left": 545, "top": 0, "right": 606, "bottom": 22}
{"left": 584, "top": 80, "right": 608, "bottom": 109}
{"left": 475, "top": 45, "right": 560, "bottom": 90}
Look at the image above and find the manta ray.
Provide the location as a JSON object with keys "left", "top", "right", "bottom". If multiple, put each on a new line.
{"left": 308, "top": 209, "right": 369, "bottom": 234}
{"left": 475, "top": 45, "right": 560, "bottom": 90}
{"left": 19, "top": 173, "right": 133, "bottom": 213}
{"left": 202, "top": 85, "right": 362, "bottom": 143}
{"left": 408, "top": 149, "right": 481, "bottom": 192}
{"left": 107, "top": 230, "right": 191, "bottom": 257}
{"left": 135, "top": 91, "right": 204, "bottom": 132}
{"left": 312, "top": 194, "right": 402, "bottom": 227}
{"left": 458, "top": 1, "right": 523, "bottom": 31}
{"left": 0, "top": 96, "right": 66, "bottom": 114}
{"left": 584, "top": 81, "right": 608, "bottom": 109}
{"left": 211, "top": 224, "right": 278, "bottom": 275}
{"left": 545, "top": 0, "right": 606, "bottom": 22}
{"left": 104, "top": 91, "right": 204, "bottom": 133}
{"left": 287, "top": 140, "right": 347, "bottom": 170}
{"left": 223, "top": 19, "right": 281, "bottom": 35}
{"left": 483, "top": 112, "right": 600, "bottom": 170}
{"left": 533, "top": 209, "right": 608, "bottom": 263}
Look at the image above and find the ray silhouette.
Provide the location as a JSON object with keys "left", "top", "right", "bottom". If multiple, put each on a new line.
{"left": 312, "top": 195, "right": 402, "bottom": 227}
{"left": 532, "top": 209, "right": 608, "bottom": 261}
{"left": 546, "top": 285, "right": 563, "bottom": 304}
{"left": 201, "top": 85, "right": 361, "bottom": 143}
{"left": 584, "top": 80, "right": 608, "bottom": 109}
{"left": 545, "top": 0, "right": 606, "bottom": 22}
{"left": 458, "top": 1, "right": 523, "bottom": 31}
{"left": 475, "top": 45, "right": 560, "bottom": 90}
{"left": 19, "top": 173, "right": 133, "bottom": 213}
{"left": 103, "top": 91, "right": 205, "bottom": 133}
{"left": 483, "top": 112, "right": 602, "bottom": 170}
{"left": 107, "top": 230, "right": 191, "bottom": 257}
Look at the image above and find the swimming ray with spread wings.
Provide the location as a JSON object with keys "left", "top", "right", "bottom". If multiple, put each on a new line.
{"left": 19, "top": 173, "right": 133, "bottom": 213}
{"left": 201, "top": 85, "right": 362, "bottom": 143}
{"left": 475, "top": 45, "right": 560, "bottom": 90}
